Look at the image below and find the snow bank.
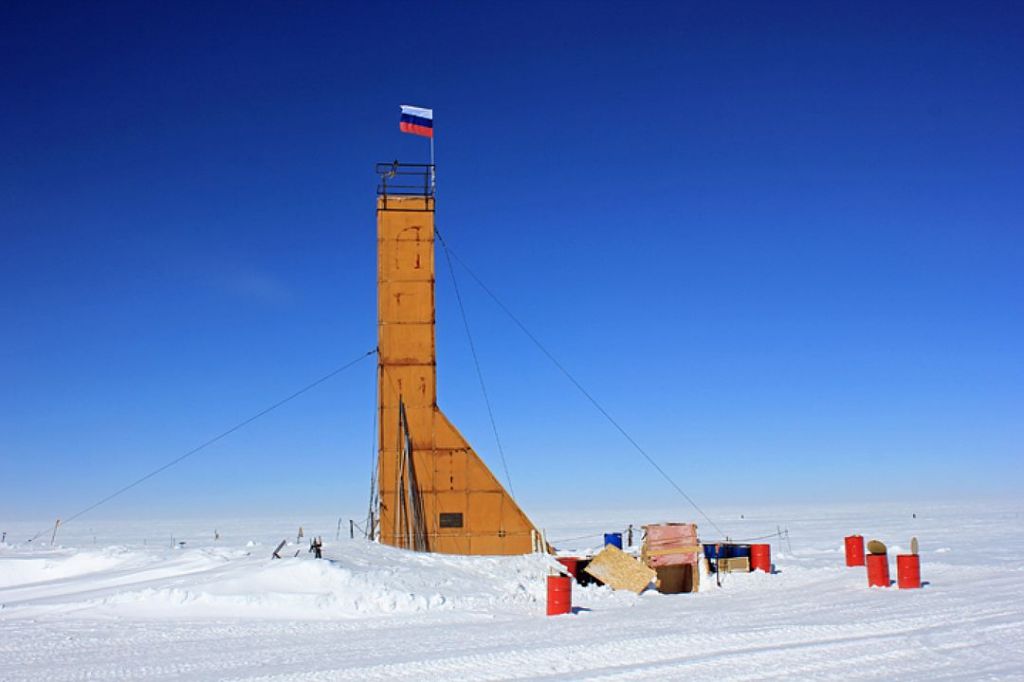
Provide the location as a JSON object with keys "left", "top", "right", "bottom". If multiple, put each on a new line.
{"left": 0, "top": 539, "right": 635, "bottom": 620}
{"left": 0, "top": 547, "right": 132, "bottom": 588}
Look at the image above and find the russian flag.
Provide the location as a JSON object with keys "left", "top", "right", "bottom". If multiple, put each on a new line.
{"left": 400, "top": 105, "right": 433, "bottom": 138}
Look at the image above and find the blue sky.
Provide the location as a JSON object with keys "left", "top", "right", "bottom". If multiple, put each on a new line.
{"left": 2, "top": 2, "right": 1021, "bottom": 523}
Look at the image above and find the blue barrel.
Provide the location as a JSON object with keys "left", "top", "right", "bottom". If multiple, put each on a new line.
{"left": 722, "top": 544, "right": 751, "bottom": 558}
{"left": 604, "top": 532, "right": 623, "bottom": 549}
{"left": 703, "top": 543, "right": 721, "bottom": 559}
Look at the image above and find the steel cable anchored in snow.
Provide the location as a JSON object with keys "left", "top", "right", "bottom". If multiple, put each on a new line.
{"left": 549, "top": 532, "right": 605, "bottom": 544}
{"left": 27, "top": 348, "right": 377, "bottom": 543}
{"left": 436, "top": 227, "right": 516, "bottom": 498}
{"left": 733, "top": 529, "right": 790, "bottom": 543}
{"left": 435, "top": 232, "right": 727, "bottom": 538}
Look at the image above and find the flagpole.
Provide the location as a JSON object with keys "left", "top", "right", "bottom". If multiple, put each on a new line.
{"left": 429, "top": 134, "right": 435, "bottom": 195}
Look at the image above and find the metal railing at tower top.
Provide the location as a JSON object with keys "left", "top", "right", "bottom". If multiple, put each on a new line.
{"left": 376, "top": 162, "right": 435, "bottom": 198}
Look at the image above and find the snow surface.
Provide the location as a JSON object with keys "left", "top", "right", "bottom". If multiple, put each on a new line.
{"left": 1, "top": 502, "right": 1022, "bottom": 680}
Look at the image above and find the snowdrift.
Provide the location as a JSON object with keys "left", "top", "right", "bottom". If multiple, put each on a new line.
{"left": 0, "top": 539, "right": 638, "bottom": 620}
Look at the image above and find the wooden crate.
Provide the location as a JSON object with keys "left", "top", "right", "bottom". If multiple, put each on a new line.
{"left": 642, "top": 523, "right": 700, "bottom": 567}
{"left": 654, "top": 564, "right": 699, "bottom": 594}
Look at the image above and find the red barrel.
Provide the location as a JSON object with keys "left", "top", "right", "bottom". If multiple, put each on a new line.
{"left": 556, "top": 557, "right": 579, "bottom": 579}
{"left": 866, "top": 553, "right": 890, "bottom": 587}
{"left": 845, "top": 535, "right": 865, "bottom": 567}
{"left": 750, "top": 543, "right": 771, "bottom": 573}
{"left": 897, "top": 554, "right": 921, "bottom": 589}
{"left": 546, "top": 575, "right": 572, "bottom": 616}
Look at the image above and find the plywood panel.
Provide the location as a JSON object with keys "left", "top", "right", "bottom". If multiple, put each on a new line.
{"left": 467, "top": 492, "right": 503, "bottom": 532}
{"left": 433, "top": 448, "right": 468, "bottom": 492}
{"left": 378, "top": 406, "right": 433, "bottom": 448}
{"left": 379, "top": 235, "right": 433, "bottom": 281}
{"left": 470, "top": 535, "right": 504, "bottom": 555}
{"left": 380, "top": 368, "right": 435, "bottom": 408}
{"left": 379, "top": 281, "right": 434, "bottom": 324}
{"left": 380, "top": 323, "right": 434, "bottom": 365}
{"left": 584, "top": 546, "right": 656, "bottom": 594}
{"left": 433, "top": 408, "right": 470, "bottom": 449}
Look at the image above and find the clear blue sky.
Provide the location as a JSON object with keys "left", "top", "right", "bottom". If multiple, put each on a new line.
{"left": 2, "top": 2, "right": 1021, "bottom": 523}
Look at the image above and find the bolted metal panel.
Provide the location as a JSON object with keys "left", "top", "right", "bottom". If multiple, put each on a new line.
{"left": 379, "top": 323, "right": 434, "bottom": 365}
{"left": 376, "top": 193, "right": 540, "bottom": 555}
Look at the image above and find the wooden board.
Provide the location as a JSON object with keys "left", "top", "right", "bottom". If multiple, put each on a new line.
{"left": 644, "top": 546, "right": 701, "bottom": 558}
{"left": 718, "top": 557, "right": 750, "bottom": 573}
{"left": 583, "top": 546, "right": 656, "bottom": 594}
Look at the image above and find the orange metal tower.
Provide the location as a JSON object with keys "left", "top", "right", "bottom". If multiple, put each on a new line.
{"left": 375, "top": 163, "right": 540, "bottom": 555}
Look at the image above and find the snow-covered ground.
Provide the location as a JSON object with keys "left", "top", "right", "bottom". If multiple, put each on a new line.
{"left": 1, "top": 502, "right": 1021, "bottom": 680}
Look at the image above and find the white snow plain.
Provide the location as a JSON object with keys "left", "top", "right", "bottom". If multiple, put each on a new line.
{"left": 1, "top": 502, "right": 1021, "bottom": 680}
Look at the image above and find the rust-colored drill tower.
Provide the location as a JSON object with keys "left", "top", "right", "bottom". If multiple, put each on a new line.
{"left": 375, "top": 164, "right": 539, "bottom": 555}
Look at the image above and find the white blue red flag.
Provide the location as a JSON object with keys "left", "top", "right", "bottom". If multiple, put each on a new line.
{"left": 399, "top": 105, "right": 433, "bottom": 138}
